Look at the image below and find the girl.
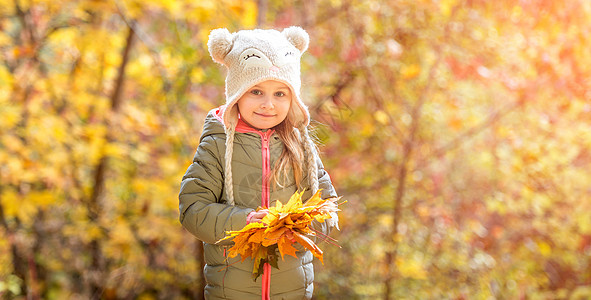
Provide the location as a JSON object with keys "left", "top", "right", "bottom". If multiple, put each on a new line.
{"left": 179, "top": 27, "right": 339, "bottom": 300}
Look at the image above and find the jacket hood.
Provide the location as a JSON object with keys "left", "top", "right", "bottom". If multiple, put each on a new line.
{"left": 199, "top": 107, "right": 227, "bottom": 141}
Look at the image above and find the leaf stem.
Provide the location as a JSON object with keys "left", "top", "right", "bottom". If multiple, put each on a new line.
{"left": 309, "top": 228, "right": 341, "bottom": 248}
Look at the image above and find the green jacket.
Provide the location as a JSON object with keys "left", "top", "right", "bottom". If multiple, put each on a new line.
{"left": 179, "top": 107, "right": 337, "bottom": 299}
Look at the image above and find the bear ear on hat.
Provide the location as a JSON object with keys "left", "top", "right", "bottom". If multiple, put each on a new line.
{"left": 208, "top": 28, "right": 234, "bottom": 65}
{"left": 282, "top": 26, "right": 309, "bottom": 53}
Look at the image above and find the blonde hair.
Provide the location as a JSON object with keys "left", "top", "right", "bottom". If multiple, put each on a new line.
{"left": 269, "top": 107, "right": 319, "bottom": 192}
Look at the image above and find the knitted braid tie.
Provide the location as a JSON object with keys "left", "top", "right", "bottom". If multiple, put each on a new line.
{"left": 299, "top": 125, "right": 319, "bottom": 194}
{"left": 299, "top": 126, "right": 339, "bottom": 229}
{"left": 224, "top": 126, "right": 236, "bottom": 205}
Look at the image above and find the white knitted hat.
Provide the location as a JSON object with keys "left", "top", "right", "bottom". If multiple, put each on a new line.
{"left": 208, "top": 27, "right": 310, "bottom": 129}
{"left": 208, "top": 27, "right": 318, "bottom": 205}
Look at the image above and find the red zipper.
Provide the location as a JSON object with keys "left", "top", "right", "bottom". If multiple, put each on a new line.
{"left": 260, "top": 130, "right": 272, "bottom": 300}
{"left": 261, "top": 130, "right": 273, "bottom": 300}
{"left": 234, "top": 120, "right": 274, "bottom": 299}
{"left": 235, "top": 124, "right": 274, "bottom": 208}
{"left": 261, "top": 132, "right": 272, "bottom": 208}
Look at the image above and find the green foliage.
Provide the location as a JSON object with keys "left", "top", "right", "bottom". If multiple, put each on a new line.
{"left": 1, "top": 0, "right": 590, "bottom": 299}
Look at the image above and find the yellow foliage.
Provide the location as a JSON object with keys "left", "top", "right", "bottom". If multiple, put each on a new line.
{"left": 577, "top": 214, "right": 591, "bottom": 234}
{"left": 152, "top": 0, "right": 183, "bottom": 16}
{"left": 187, "top": 0, "right": 217, "bottom": 23}
{"left": 448, "top": 116, "right": 462, "bottom": 130}
{"left": 495, "top": 125, "right": 511, "bottom": 139}
{"left": 396, "top": 256, "right": 427, "bottom": 280}
{"left": 520, "top": 186, "right": 534, "bottom": 201}
{"left": 191, "top": 68, "right": 206, "bottom": 83}
{"left": 401, "top": 64, "right": 421, "bottom": 79}
{"left": 0, "top": 188, "right": 40, "bottom": 224}
{"left": 87, "top": 224, "right": 104, "bottom": 240}
{"left": 1, "top": 134, "right": 24, "bottom": 153}
{"left": 239, "top": 1, "right": 258, "bottom": 28}
{"left": 47, "top": 26, "right": 79, "bottom": 48}
{"left": 0, "top": 32, "right": 10, "bottom": 47}
{"left": 28, "top": 191, "right": 61, "bottom": 208}
{"left": 439, "top": 0, "right": 457, "bottom": 17}
{"left": 361, "top": 122, "right": 375, "bottom": 137}
{"left": 0, "top": 188, "right": 19, "bottom": 220}
{"left": 158, "top": 156, "right": 180, "bottom": 176}
{"left": 0, "top": 105, "right": 20, "bottom": 129}
{"left": 0, "top": 0, "right": 13, "bottom": 14}
{"left": 537, "top": 241, "right": 552, "bottom": 257}
{"left": 105, "top": 219, "right": 136, "bottom": 258}
{"left": 377, "top": 215, "right": 392, "bottom": 226}
{"left": 374, "top": 110, "right": 389, "bottom": 125}
{"left": 105, "top": 143, "right": 127, "bottom": 157}
{"left": 132, "top": 179, "right": 150, "bottom": 194}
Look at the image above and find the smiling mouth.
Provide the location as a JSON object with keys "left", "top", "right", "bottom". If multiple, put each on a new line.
{"left": 255, "top": 112, "right": 276, "bottom": 118}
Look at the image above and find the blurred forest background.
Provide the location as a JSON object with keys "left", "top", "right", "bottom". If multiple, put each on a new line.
{"left": 1, "top": 0, "right": 591, "bottom": 299}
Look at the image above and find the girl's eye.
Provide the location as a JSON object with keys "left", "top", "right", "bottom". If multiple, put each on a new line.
{"left": 250, "top": 89, "right": 263, "bottom": 95}
{"left": 274, "top": 91, "right": 286, "bottom": 97}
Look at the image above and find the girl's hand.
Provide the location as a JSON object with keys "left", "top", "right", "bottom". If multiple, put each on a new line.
{"left": 247, "top": 209, "right": 269, "bottom": 224}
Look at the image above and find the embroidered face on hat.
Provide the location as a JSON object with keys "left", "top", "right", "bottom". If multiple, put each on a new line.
{"left": 207, "top": 27, "right": 310, "bottom": 130}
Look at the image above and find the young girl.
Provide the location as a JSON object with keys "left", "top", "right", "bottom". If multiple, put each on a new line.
{"left": 179, "top": 27, "right": 339, "bottom": 300}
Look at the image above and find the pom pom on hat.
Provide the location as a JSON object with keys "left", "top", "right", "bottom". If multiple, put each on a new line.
{"left": 282, "top": 26, "right": 309, "bottom": 53}
{"left": 208, "top": 28, "right": 233, "bottom": 65}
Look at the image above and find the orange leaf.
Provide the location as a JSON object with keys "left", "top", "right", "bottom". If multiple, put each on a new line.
{"left": 292, "top": 231, "right": 323, "bottom": 264}
{"left": 262, "top": 227, "right": 288, "bottom": 247}
{"left": 277, "top": 233, "right": 298, "bottom": 260}
{"left": 303, "top": 190, "right": 324, "bottom": 207}
{"left": 248, "top": 229, "right": 265, "bottom": 244}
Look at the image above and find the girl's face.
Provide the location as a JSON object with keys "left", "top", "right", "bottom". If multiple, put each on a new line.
{"left": 237, "top": 80, "right": 292, "bottom": 130}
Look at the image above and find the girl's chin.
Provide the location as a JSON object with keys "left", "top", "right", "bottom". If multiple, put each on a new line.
{"left": 254, "top": 123, "right": 277, "bottom": 130}
{"left": 241, "top": 118, "right": 272, "bottom": 129}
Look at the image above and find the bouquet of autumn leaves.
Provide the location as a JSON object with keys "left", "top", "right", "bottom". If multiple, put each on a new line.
{"left": 218, "top": 190, "right": 341, "bottom": 280}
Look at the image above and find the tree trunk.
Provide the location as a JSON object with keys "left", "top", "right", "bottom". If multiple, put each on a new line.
{"left": 383, "top": 117, "right": 415, "bottom": 300}
{"left": 88, "top": 26, "right": 135, "bottom": 300}
{"left": 195, "top": 240, "right": 206, "bottom": 300}
{"left": 382, "top": 54, "right": 442, "bottom": 299}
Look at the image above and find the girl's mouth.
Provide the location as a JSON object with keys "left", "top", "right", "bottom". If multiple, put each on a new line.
{"left": 255, "top": 112, "right": 276, "bottom": 118}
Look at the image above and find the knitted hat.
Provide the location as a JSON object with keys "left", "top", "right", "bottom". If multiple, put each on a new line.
{"left": 208, "top": 27, "right": 319, "bottom": 205}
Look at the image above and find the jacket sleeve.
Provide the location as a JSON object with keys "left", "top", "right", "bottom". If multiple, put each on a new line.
{"left": 179, "top": 135, "right": 254, "bottom": 245}
{"left": 310, "top": 156, "right": 339, "bottom": 243}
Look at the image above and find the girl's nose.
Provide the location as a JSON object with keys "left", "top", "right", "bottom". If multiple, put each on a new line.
{"left": 260, "top": 96, "right": 274, "bottom": 109}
